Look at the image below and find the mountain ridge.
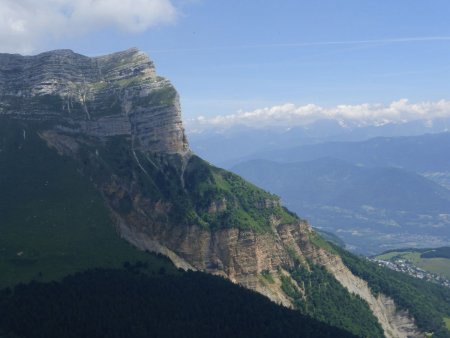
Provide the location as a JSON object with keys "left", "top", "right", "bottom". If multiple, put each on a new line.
{"left": 227, "top": 132, "right": 450, "bottom": 172}
{"left": 4, "top": 48, "right": 449, "bottom": 337}
{"left": 188, "top": 121, "right": 450, "bottom": 167}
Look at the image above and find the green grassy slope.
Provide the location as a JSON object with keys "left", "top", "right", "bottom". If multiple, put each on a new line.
{"left": 0, "top": 120, "right": 177, "bottom": 288}
{"left": 376, "top": 248, "right": 450, "bottom": 279}
{"left": 183, "top": 155, "right": 298, "bottom": 231}
{"left": 445, "top": 317, "right": 450, "bottom": 331}
{"left": 76, "top": 132, "right": 298, "bottom": 233}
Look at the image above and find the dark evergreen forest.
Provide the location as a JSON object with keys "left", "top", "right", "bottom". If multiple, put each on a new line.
{"left": 0, "top": 266, "right": 357, "bottom": 338}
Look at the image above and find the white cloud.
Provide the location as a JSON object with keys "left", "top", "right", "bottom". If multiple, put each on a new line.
{"left": 186, "top": 99, "right": 450, "bottom": 131}
{"left": 0, "top": 0, "right": 178, "bottom": 53}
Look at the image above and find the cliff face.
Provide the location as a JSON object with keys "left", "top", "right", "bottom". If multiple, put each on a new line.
{"left": 116, "top": 216, "right": 308, "bottom": 307}
{"left": 116, "top": 207, "right": 421, "bottom": 338}
{"left": 1, "top": 49, "right": 423, "bottom": 338}
{"left": 0, "top": 48, "right": 187, "bottom": 153}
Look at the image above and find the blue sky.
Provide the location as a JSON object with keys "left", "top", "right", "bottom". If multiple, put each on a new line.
{"left": 2, "top": 0, "right": 450, "bottom": 122}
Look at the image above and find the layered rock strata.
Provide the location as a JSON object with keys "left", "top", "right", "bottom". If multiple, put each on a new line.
{"left": 0, "top": 48, "right": 187, "bottom": 153}
{"left": 116, "top": 211, "right": 421, "bottom": 338}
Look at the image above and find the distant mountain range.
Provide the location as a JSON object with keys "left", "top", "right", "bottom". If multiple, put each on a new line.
{"left": 192, "top": 123, "right": 450, "bottom": 254}
{"left": 188, "top": 120, "right": 450, "bottom": 167}
{"left": 232, "top": 155, "right": 450, "bottom": 254}
{"left": 230, "top": 132, "right": 450, "bottom": 172}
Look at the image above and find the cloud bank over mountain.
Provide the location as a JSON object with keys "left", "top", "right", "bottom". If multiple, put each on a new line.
{"left": 0, "top": 0, "right": 178, "bottom": 53}
{"left": 186, "top": 99, "right": 450, "bottom": 132}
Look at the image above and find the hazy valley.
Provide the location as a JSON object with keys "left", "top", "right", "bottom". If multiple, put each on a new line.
{"left": 189, "top": 130, "right": 450, "bottom": 254}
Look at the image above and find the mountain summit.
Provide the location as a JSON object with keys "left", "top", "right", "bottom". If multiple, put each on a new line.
{"left": 0, "top": 48, "right": 188, "bottom": 153}
{"left": 2, "top": 49, "right": 449, "bottom": 337}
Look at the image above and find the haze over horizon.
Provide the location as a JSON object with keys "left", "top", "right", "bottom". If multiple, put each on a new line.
{"left": 1, "top": 0, "right": 450, "bottom": 124}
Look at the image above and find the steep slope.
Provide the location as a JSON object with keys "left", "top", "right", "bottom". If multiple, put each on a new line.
{"left": 2, "top": 48, "right": 447, "bottom": 337}
{"left": 232, "top": 158, "right": 450, "bottom": 253}
{"left": 0, "top": 118, "right": 178, "bottom": 287}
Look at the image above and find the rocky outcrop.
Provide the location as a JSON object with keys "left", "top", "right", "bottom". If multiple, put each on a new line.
{"left": 208, "top": 198, "right": 227, "bottom": 213}
{"left": 115, "top": 215, "right": 301, "bottom": 307}
{"left": 0, "top": 48, "right": 188, "bottom": 153}
{"left": 312, "top": 247, "right": 422, "bottom": 338}
{"left": 113, "top": 201, "right": 422, "bottom": 337}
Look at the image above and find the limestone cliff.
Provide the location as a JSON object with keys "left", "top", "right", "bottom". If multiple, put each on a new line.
{"left": 116, "top": 208, "right": 421, "bottom": 338}
{"left": 0, "top": 48, "right": 187, "bottom": 153}
{"left": 0, "top": 49, "right": 425, "bottom": 338}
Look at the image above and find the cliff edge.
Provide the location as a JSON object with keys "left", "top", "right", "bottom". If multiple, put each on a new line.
{"left": 0, "top": 48, "right": 188, "bottom": 153}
